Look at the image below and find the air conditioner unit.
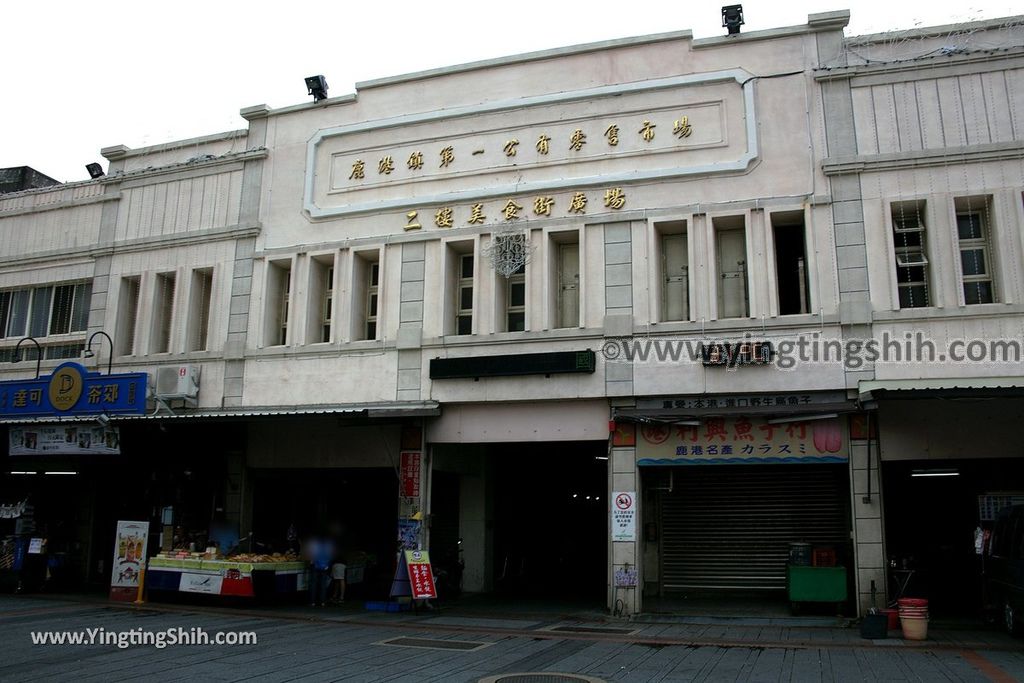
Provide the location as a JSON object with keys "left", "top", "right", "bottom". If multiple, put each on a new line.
{"left": 155, "top": 364, "right": 200, "bottom": 401}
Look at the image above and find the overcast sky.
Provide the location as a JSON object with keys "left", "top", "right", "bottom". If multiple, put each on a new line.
{"left": 3, "top": 1, "right": 1019, "bottom": 183}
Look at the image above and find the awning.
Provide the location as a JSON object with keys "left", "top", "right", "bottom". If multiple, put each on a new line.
{"left": 0, "top": 401, "right": 440, "bottom": 425}
{"left": 858, "top": 377, "right": 1024, "bottom": 401}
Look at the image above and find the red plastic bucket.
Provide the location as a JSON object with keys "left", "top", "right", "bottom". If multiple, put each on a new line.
{"left": 881, "top": 608, "right": 899, "bottom": 630}
{"left": 898, "top": 598, "right": 928, "bottom": 608}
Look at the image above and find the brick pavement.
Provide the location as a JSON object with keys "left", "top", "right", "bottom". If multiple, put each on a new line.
{"left": 0, "top": 595, "right": 1021, "bottom": 682}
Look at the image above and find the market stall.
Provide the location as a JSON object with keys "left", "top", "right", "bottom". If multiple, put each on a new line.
{"left": 147, "top": 552, "right": 307, "bottom": 598}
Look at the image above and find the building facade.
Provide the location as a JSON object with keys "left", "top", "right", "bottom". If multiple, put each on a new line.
{"left": 1, "top": 11, "right": 1023, "bottom": 617}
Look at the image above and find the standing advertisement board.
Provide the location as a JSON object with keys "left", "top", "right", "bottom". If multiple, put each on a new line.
{"left": 109, "top": 520, "right": 149, "bottom": 601}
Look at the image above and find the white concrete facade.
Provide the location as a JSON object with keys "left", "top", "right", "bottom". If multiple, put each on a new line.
{"left": 1, "top": 11, "right": 1023, "bottom": 617}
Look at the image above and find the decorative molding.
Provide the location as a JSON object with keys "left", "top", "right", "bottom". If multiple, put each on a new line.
{"left": 304, "top": 70, "right": 759, "bottom": 220}
{"left": 101, "top": 129, "right": 249, "bottom": 160}
{"left": 822, "top": 141, "right": 1024, "bottom": 175}
{"left": 0, "top": 224, "right": 260, "bottom": 268}
{"left": 0, "top": 192, "right": 117, "bottom": 218}
{"left": 815, "top": 45, "right": 1024, "bottom": 82}
{"left": 89, "top": 224, "right": 261, "bottom": 257}
{"left": 100, "top": 148, "right": 267, "bottom": 186}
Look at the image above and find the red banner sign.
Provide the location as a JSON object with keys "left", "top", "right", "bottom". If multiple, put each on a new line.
{"left": 400, "top": 451, "right": 421, "bottom": 498}
{"left": 404, "top": 550, "right": 437, "bottom": 599}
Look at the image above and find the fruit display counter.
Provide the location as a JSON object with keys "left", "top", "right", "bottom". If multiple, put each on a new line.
{"left": 147, "top": 553, "right": 307, "bottom": 598}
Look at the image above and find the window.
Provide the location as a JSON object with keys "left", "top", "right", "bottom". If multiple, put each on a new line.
{"left": 280, "top": 276, "right": 290, "bottom": 345}
{"left": 366, "top": 262, "right": 380, "bottom": 340}
{"left": 772, "top": 211, "right": 810, "bottom": 315}
{"left": 187, "top": 268, "right": 213, "bottom": 352}
{"left": 456, "top": 254, "right": 473, "bottom": 335}
{"left": 715, "top": 217, "right": 748, "bottom": 318}
{"left": 0, "top": 289, "right": 29, "bottom": 339}
{"left": 0, "top": 282, "right": 90, "bottom": 340}
{"left": 151, "top": 272, "right": 176, "bottom": 353}
{"left": 263, "top": 261, "right": 292, "bottom": 347}
{"left": 956, "top": 204, "right": 995, "bottom": 305}
{"left": 891, "top": 203, "right": 930, "bottom": 308}
{"left": 556, "top": 242, "right": 580, "bottom": 328}
{"left": 351, "top": 251, "right": 380, "bottom": 341}
{"left": 118, "top": 276, "right": 141, "bottom": 355}
{"left": 322, "top": 266, "right": 334, "bottom": 342}
{"left": 660, "top": 227, "right": 689, "bottom": 322}
{"left": 305, "top": 256, "right": 335, "bottom": 344}
{"left": 506, "top": 264, "right": 526, "bottom": 332}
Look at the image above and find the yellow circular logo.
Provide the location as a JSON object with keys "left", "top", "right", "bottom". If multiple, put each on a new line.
{"left": 49, "top": 365, "right": 84, "bottom": 412}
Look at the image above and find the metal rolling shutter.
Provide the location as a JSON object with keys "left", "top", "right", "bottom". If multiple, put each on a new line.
{"left": 659, "top": 465, "right": 850, "bottom": 592}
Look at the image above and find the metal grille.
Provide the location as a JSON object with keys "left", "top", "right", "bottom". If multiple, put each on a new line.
{"left": 378, "top": 636, "right": 488, "bottom": 651}
{"left": 658, "top": 465, "right": 849, "bottom": 592}
{"left": 487, "top": 676, "right": 605, "bottom": 683}
{"left": 547, "top": 625, "right": 637, "bottom": 635}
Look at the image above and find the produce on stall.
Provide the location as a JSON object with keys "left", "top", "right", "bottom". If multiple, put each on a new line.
{"left": 147, "top": 549, "right": 307, "bottom": 598}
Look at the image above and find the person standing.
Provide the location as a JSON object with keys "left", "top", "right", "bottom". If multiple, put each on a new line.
{"left": 330, "top": 557, "right": 347, "bottom": 604}
{"left": 305, "top": 535, "right": 334, "bottom": 607}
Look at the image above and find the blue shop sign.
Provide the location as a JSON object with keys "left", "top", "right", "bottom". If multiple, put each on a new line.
{"left": 0, "top": 362, "right": 147, "bottom": 417}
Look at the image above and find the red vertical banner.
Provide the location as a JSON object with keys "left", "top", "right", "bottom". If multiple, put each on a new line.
{"left": 400, "top": 451, "right": 421, "bottom": 498}
{"left": 404, "top": 550, "right": 437, "bottom": 599}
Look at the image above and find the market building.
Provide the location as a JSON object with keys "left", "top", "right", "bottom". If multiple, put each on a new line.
{"left": 1, "top": 10, "right": 1023, "bottom": 618}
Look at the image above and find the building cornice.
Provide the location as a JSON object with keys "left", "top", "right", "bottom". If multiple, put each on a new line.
{"left": 0, "top": 192, "right": 117, "bottom": 218}
{"left": 814, "top": 45, "right": 1024, "bottom": 81}
{"left": 101, "top": 129, "right": 249, "bottom": 161}
{"left": 99, "top": 148, "right": 268, "bottom": 185}
{"left": 0, "top": 224, "right": 260, "bottom": 269}
{"left": 822, "top": 141, "right": 1024, "bottom": 176}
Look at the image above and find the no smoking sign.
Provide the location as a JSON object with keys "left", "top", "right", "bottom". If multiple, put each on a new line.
{"left": 611, "top": 491, "right": 637, "bottom": 542}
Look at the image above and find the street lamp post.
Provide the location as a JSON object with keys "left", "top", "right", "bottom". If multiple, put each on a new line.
{"left": 11, "top": 337, "right": 42, "bottom": 379}
{"left": 84, "top": 331, "right": 115, "bottom": 375}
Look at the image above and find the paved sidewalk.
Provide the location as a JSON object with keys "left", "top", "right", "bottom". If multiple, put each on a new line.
{"left": 0, "top": 594, "right": 1021, "bottom": 681}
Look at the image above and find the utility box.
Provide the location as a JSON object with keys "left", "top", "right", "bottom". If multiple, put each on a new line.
{"left": 154, "top": 365, "right": 201, "bottom": 404}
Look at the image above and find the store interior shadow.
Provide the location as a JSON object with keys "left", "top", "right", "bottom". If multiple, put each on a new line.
{"left": 882, "top": 458, "right": 1024, "bottom": 617}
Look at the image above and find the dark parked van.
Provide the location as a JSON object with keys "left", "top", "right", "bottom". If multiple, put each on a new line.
{"left": 986, "top": 504, "right": 1024, "bottom": 634}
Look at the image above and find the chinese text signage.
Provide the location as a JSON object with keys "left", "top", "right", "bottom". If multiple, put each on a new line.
{"left": 612, "top": 491, "right": 637, "bottom": 542}
{"left": 404, "top": 550, "right": 437, "bottom": 600}
{"left": 637, "top": 417, "right": 846, "bottom": 465}
{"left": 0, "top": 362, "right": 146, "bottom": 418}
{"left": 400, "top": 451, "right": 422, "bottom": 498}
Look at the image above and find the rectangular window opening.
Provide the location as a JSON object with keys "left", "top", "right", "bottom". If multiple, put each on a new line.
{"left": 151, "top": 272, "right": 177, "bottom": 354}
{"left": 657, "top": 222, "right": 689, "bottom": 322}
{"left": 955, "top": 196, "right": 996, "bottom": 305}
{"left": 556, "top": 241, "right": 579, "bottom": 329}
{"left": 456, "top": 253, "right": 473, "bottom": 336}
{"left": 188, "top": 268, "right": 213, "bottom": 352}
{"left": 506, "top": 263, "right": 526, "bottom": 333}
{"left": 714, "top": 217, "right": 749, "bottom": 319}
{"left": 264, "top": 261, "right": 292, "bottom": 347}
{"left": 118, "top": 277, "right": 141, "bottom": 356}
{"left": 772, "top": 211, "right": 810, "bottom": 315}
{"left": 891, "top": 201, "right": 930, "bottom": 309}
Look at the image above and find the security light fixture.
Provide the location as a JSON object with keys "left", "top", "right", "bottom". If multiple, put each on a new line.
{"left": 86, "top": 163, "right": 105, "bottom": 179}
{"left": 911, "top": 468, "right": 960, "bottom": 477}
{"left": 722, "top": 4, "right": 744, "bottom": 35}
{"left": 305, "top": 75, "right": 328, "bottom": 102}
